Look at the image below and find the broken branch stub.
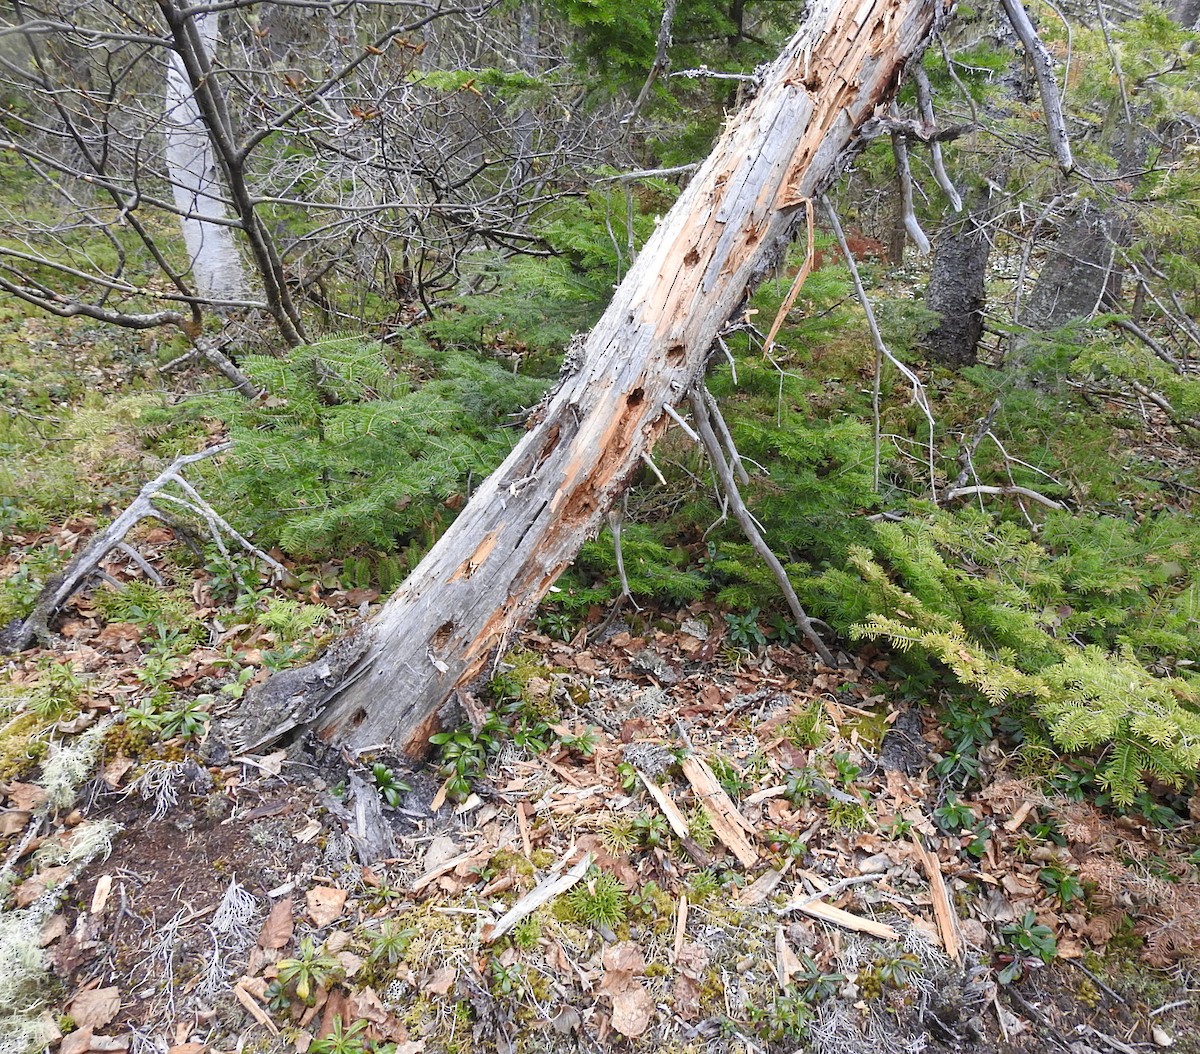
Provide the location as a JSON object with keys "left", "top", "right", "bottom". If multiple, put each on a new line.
{"left": 312, "top": 0, "right": 951, "bottom": 755}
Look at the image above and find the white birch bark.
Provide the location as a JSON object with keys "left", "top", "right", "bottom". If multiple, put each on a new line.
{"left": 164, "top": 10, "right": 252, "bottom": 302}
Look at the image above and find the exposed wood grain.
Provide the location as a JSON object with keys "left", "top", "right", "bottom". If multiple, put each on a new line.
{"left": 681, "top": 756, "right": 759, "bottom": 868}
{"left": 316, "top": 0, "right": 950, "bottom": 753}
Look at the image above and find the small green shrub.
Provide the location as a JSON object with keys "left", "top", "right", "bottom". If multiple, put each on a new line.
{"left": 565, "top": 867, "right": 627, "bottom": 929}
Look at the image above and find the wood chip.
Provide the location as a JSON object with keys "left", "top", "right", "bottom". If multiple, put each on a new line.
{"left": 638, "top": 771, "right": 691, "bottom": 839}
{"left": 482, "top": 853, "right": 591, "bottom": 944}
{"left": 736, "top": 861, "right": 792, "bottom": 906}
{"left": 681, "top": 756, "right": 758, "bottom": 868}
{"left": 233, "top": 983, "right": 279, "bottom": 1036}
{"left": 775, "top": 925, "right": 804, "bottom": 988}
{"left": 744, "top": 784, "right": 787, "bottom": 805}
{"left": 516, "top": 802, "right": 533, "bottom": 860}
{"left": 672, "top": 894, "right": 689, "bottom": 964}
{"left": 90, "top": 875, "right": 112, "bottom": 915}
{"left": 911, "top": 834, "right": 962, "bottom": 962}
{"left": 1003, "top": 801, "right": 1036, "bottom": 832}
{"left": 794, "top": 899, "right": 899, "bottom": 940}
{"left": 412, "top": 844, "right": 486, "bottom": 893}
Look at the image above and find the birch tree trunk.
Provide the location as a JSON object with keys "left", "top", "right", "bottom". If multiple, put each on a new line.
{"left": 313, "top": 0, "right": 949, "bottom": 755}
{"left": 164, "top": 10, "right": 252, "bottom": 303}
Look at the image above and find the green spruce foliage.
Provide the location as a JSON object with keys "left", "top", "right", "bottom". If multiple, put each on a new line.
{"left": 809, "top": 507, "right": 1200, "bottom": 805}
{"left": 200, "top": 337, "right": 547, "bottom": 560}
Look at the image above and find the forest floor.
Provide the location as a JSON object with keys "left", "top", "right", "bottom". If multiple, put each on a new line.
{"left": 3, "top": 569, "right": 1199, "bottom": 1054}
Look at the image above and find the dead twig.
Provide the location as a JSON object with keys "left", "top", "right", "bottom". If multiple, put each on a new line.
{"left": 1, "top": 442, "right": 284, "bottom": 652}
{"left": 689, "top": 387, "right": 836, "bottom": 668}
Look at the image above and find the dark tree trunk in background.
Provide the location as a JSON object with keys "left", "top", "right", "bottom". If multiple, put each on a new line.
{"left": 924, "top": 188, "right": 994, "bottom": 367}
{"left": 298, "top": 0, "right": 950, "bottom": 756}
{"left": 1019, "top": 199, "right": 1116, "bottom": 331}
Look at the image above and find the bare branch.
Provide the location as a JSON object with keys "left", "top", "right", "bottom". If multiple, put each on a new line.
{"left": 1000, "top": 0, "right": 1074, "bottom": 172}
{"left": 624, "top": 0, "right": 680, "bottom": 128}
{"left": 690, "top": 387, "right": 835, "bottom": 669}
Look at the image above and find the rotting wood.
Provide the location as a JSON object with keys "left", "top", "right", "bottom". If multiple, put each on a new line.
{"left": 285, "top": 0, "right": 952, "bottom": 755}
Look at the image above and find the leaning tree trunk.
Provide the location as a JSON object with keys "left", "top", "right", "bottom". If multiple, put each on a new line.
{"left": 164, "top": 9, "right": 252, "bottom": 304}
{"left": 306, "top": 0, "right": 949, "bottom": 755}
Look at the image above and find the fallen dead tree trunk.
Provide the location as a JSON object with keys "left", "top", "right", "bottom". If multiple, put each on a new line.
{"left": 293, "top": 0, "right": 950, "bottom": 755}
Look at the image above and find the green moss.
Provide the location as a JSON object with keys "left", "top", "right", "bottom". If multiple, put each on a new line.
{"left": 0, "top": 712, "right": 50, "bottom": 781}
{"left": 844, "top": 708, "right": 889, "bottom": 750}
{"left": 487, "top": 849, "right": 537, "bottom": 881}
{"left": 565, "top": 867, "right": 627, "bottom": 929}
{"left": 781, "top": 701, "right": 828, "bottom": 748}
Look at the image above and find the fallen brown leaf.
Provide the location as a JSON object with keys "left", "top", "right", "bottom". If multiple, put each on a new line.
{"left": 0, "top": 808, "right": 31, "bottom": 835}
{"left": 599, "top": 942, "right": 654, "bottom": 1038}
{"left": 68, "top": 986, "right": 121, "bottom": 1030}
{"left": 39, "top": 913, "right": 68, "bottom": 947}
{"left": 423, "top": 965, "right": 456, "bottom": 996}
{"left": 610, "top": 987, "right": 655, "bottom": 1038}
{"left": 673, "top": 943, "right": 709, "bottom": 1021}
{"left": 99, "top": 756, "right": 135, "bottom": 791}
{"left": 4, "top": 781, "right": 47, "bottom": 810}
{"left": 60, "top": 1027, "right": 94, "bottom": 1054}
{"left": 306, "top": 887, "right": 347, "bottom": 928}
{"left": 258, "top": 897, "right": 294, "bottom": 949}
{"left": 15, "top": 865, "right": 71, "bottom": 907}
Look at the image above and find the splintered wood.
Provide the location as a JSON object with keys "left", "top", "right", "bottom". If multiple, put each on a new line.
{"left": 911, "top": 834, "right": 963, "bottom": 961}
{"left": 793, "top": 899, "right": 899, "bottom": 941}
{"left": 681, "top": 756, "right": 759, "bottom": 868}
{"left": 482, "top": 853, "right": 592, "bottom": 944}
{"left": 314, "top": 0, "right": 947, "bottom": 754}
{"left": 638, "top": 770, "right": 691, "bottom": 838}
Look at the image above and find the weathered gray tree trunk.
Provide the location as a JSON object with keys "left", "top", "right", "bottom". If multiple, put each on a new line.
{"left": 310, "top": 0, "right": 949, "bottom": 755}
{"left": 1019, "top": 199, "right": 1117, "bottom": 332}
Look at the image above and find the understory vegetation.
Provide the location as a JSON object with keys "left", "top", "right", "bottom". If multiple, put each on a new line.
{"left": 1, "top": 0, "right": 1200, "bottom": 1050}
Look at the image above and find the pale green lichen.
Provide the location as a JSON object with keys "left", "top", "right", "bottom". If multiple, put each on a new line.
{"left": 38, "top": 721, "right": 111, "bottom": 810}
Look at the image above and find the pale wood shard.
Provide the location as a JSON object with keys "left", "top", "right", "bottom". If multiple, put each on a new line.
{"left": 482, "top": 853, "right": 592, "bottom": 944}
{"left": 795, "top": 899, "right": 900, "bottom": 940}
{"left": 776, "top": 924, "right": 806, "bottom": 988}
{"left": 681, "top": 756, "right": 759, "bottom": 868}
{"left": 736, "top": 860, "right": 792, "bottom": 907}
{"left": 411, "top": 844, "right": 487, "bottom": 893}
{"left": 1003, "top": 800, "right": 1036, "bottom": 833}
{"left": 516, "top": 802, "right": 533, "bottom": 860}
{"left": 638, "top": 770, "right": 692, "bottom": 839}
{"left": 672, "top": 894, "right": 689, "bottom": 964}
{"left": 911, "top": 834, "right": 962, "bottom": 961}
{"left": 233, "top": 983, "right": 279, "bottom": 1036}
